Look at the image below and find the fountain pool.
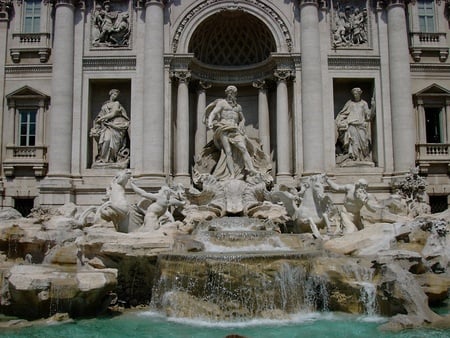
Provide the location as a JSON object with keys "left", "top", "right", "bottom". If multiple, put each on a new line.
{"left": 1, "top": 309, "right": 449, "bottom": 338}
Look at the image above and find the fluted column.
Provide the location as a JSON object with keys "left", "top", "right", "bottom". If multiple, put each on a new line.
{"left": 143, "top": 0, "right": 165, "bottom": 177}
{"left": 274, "top": 70, "right": 291, "bottom": 179}
{"left": 300, "top": 0, "right": 324, "bottom": 173}
{"left": 48, "top": 0, "right": 75, "bottom": 176}
{"left": 386, "top": 0, "right": 415, "bottom": 172}
{"left": 173, "top": 71, "right": 191, "bottom": 184}
{"left": 195, "top": 81, "right": 210, "bottom": 157}
{"left": 253, "top": 80, "right": 271, "bottom": 155}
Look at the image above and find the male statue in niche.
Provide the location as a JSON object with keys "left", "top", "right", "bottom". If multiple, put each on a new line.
{"left": 335, "top": 87, "right": 375, "bottom": 165}
{"left": 193, "top": 85, "right": 272, "bottom": 185}
{"left": 90, "top": 89, "right": 130, "bottom": 168}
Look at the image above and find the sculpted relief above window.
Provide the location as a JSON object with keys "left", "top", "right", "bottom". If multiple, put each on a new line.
{"left": 331, "top": 0, "right": 369, "bottom": 48}
{"left": 91, "top": 0, "right": 130, "bottom": 48}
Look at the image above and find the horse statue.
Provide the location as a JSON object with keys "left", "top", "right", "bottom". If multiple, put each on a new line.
{"left": 77, "top": 169, "right": 140, "bottom": 232}
{"left": 270, "top": 174, "right": 334, "bottom": 239}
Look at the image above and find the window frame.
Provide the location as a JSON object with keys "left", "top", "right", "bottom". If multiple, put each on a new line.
{"left": 417, "top": 0, "right": 436, "bottom": 33}
{"left": 18, "top": 108, "right": 38, "bottom": 146}
{"left": 22, "top": 0, "right": 41, "bottom": 33}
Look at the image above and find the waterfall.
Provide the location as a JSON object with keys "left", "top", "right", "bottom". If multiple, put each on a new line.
{"left": 343, "top": 264, "right": 378, "bottom": 316}
{"left": 304, "top": 275, "right": 329, "bottom": 312}
{"left": 359, "top": 281, "right": 378, "bottom": 316}
{"left": 151, "top": 252, "right": 321, "bottom": 320}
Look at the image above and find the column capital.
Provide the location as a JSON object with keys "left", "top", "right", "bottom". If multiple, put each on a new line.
{"left": 0, "top": 0, "right": 12, "bottom": 21}
{"left": 298, "top": 0, "right": 326, "bottom": 8}
{"left": 377, "top": 0, "right": 410, "bottom": 9}
{"left": 252, "top": 80, "right": 266, "bottom": 90}
{"left": 171, "top": 70, "right": 191, "bottom": 83}
{"left": 198, "top": 80, "right": 211, "bottom": 91}
{"left": 274, "top": 70, "right": 293, "bottom": 81}
{"left": 143, "top": 0, "right": 166, "bottom": 8}
{"left": 48, "top": 0, "right": 78, "bottom": 7}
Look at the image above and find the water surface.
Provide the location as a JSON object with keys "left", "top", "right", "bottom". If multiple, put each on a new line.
{"left": 1, "top": 310, "right": 449, "bottom": 338}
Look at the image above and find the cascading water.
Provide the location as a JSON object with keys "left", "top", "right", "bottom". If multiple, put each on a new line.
{"left": 343, "top": 263, "right": 378, "bottom": 315}
{"left": 150, "top": 251, "right": 322, "bottom": 320}
{"left": 359, "top": 281, "right": 377, "bottom": 316}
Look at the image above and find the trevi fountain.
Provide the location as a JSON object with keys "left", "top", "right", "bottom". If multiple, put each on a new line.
{"left": 0, "top": 86, "right": 449, "bottom": 337}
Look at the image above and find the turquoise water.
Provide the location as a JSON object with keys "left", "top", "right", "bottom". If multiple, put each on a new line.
{"left": 1, "top": 311, "right": 450, "bottom": 338}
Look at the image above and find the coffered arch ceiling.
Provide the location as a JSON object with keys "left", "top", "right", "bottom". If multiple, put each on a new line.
{"left": 188, "top": 11, "right": 276, "bottom": 67}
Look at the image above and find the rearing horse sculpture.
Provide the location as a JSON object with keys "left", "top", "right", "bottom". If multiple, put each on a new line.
{"left": 271, "top": 174, "right": 333, "bottom": 239}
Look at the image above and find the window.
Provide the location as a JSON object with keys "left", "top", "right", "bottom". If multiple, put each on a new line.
{"left": 19, "top": 109, "right": 37, "bottom": 146}
{"left": 23, "top": 0, "right": 41, "bottom": 33}
{"left": 425, "top": 107, "right": 443, "bottom": 143}
{"left": 418, "top": 0, "right": 435, "bottom": 33}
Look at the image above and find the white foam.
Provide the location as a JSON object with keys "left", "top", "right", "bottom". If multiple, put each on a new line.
{"left": 203, "top": 236, "right": 292, "bottom": 252}
{"left": 134, "top": 311, "right": 381, "bottom": 328}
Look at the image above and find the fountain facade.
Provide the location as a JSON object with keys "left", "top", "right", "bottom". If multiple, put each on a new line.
{"left": 0, "top": 85, "right": 448, "bottom": 333}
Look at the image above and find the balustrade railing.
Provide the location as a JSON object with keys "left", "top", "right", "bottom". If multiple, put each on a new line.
{"left": 409, "top": 32, "right": 449, "bottom": 62}
{"left": 10, "top": 33, "right": 51, "bottom": 63}
{"left": 416, "top": 143, "right": 450, "bottom": 161}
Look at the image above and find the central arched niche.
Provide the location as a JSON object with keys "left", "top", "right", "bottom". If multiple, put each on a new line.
{"left": 188, "top": 11, "right": 276, "bottom": 67}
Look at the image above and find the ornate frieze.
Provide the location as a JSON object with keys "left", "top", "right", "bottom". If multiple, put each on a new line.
{"left": 91, "top": 1, "right": 131, "bottom": 48}
{"left": 5, "top": 65, "right": 53, "bottom": 74}
{"left": 82, "top": 56, "right": 136, "bottom": 70}
{"left": 331, "top": 0, "right": 369, "bottom": 49}
{"left": 171, "top": 0, "right": 293, "bottom": 53}
{"left": 328, "top": 57, "right": 380, "bottom": 69}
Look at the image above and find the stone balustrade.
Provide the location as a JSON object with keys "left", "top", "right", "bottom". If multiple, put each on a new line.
{"left": 10, "top": 33, "right": 51, "bottom": 63}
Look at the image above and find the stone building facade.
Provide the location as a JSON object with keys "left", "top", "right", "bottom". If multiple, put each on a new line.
{"left": 0, "top": 0, "right": 449, "bottom": 214}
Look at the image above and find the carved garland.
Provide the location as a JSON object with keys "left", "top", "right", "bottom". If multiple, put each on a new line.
{"left": 171, "top": 0, "right": 293, "bottom": 53}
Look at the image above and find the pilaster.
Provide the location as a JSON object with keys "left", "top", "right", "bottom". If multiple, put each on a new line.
{"left": 39, "top": 0, "right": 80, "bottom": 204}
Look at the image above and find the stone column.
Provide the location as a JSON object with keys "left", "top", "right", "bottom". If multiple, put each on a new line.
{"left": 143, "top": 0, "right": 165, "bottom": 179}
{"left": 253, "top": 80, "right": 271, "bottom": 155}
{"left": 173, "top": 70, "right": 191, "bottom": 185}
{"left": 416, "top": 99, "right": 426, "bottom": 143}
{"left": 300, "top": 0, "right": 324, "bottom": 173}
{"left": 386, "top": 0, "right": 416, "bottom": 172}
{"left": 47, "top": 0, "right": 75, "bottom": 177}
{"left": 274, "top": 70, "right": 291, "bottom": 181}
{"left": 0, "top": 4, "right": 10, "bottom": 183}
{"left": 195, "top": 81, "right": 210, "bottom": 157}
